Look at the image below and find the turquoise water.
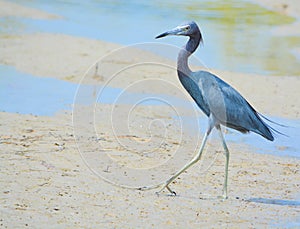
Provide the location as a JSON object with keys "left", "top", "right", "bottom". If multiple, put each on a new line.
{"left": 2, "top": 0, "right": 300, "bottom": 76}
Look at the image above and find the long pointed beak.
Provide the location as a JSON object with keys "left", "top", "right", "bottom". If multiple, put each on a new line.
{"left": 155, "top": 27, "right": 183, "bottom": 39}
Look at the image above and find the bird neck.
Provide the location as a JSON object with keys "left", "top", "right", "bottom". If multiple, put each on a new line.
{"left": 177, "top": 35, "right": 200, "bottom": 76}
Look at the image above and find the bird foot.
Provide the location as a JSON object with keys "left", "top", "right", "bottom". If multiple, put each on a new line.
{"left": 156, "top": 184, "right": 176, "bottom": 196}
{"left": 217, "top": 193, "right": 228, "bottom": 201}
{"left": 137, "top": 186, "right": 149, "bottom": 191}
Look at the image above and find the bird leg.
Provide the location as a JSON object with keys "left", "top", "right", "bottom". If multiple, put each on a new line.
{"left": 216, "top": 126, "right": 230, "bottom": 199}
{"left": 157, "top": 129, "right": 211, "bottom": 195}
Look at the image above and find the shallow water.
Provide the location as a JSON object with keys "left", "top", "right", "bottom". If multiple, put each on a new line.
{"left": 2, "top": 0, "right": 300, "bottom": 76}
{"left": 0, "top": 65, "right": 188, "bottom": 116}
{"left": 0, "top": 65, "right": 77, "bottom": 116}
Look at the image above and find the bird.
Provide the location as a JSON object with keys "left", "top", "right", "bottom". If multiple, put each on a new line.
{"left": 155, "top": 21, "right": 277, "bottom": 199}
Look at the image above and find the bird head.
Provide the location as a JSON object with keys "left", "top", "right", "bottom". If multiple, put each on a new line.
{"left": 155, "top": 21, "right": 200, "bottom": 39}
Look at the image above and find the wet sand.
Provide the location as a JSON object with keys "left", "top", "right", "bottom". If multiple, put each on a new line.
{"left": 0, "top": 0, "right": 299, "bottom": 228}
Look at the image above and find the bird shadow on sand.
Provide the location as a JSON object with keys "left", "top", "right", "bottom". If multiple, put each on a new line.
{"left": 246, "top": 197, "right": 300, "bottom": 206}
{"left": 154, "top": 192, "right": 300, "bottom": 206}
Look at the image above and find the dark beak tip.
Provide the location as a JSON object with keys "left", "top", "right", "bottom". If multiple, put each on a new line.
{"left": 155, "top": 32, "right": 168, "bottom": 39}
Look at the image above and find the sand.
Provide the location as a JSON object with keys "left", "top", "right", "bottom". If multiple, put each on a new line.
{"left": 0, "top": 1, "right": 61, "bottom": 19}
{"left": 1, "top": 110, "right": 299, "bottom": 228}
{"left": 0, "top": 0, "right": 299, "bottom": 228}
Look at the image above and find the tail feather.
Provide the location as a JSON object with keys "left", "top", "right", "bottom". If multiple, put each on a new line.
{"left": 259, "top": 113, "right": 288, "bottom": 138}
{"left": 254, "top": 112, "right": 288, "bottom": 141}
{"left": 258, "top": 113, "right": 288, "bottom": 127}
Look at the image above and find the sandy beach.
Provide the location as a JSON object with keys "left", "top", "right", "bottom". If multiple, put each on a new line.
{"left": 0, "top": 0, "right": 299, "bottom": 228}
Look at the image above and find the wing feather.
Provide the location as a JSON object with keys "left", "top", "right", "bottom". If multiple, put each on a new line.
{"left": 192, "top": 71, "right": 274, "bottom": 140}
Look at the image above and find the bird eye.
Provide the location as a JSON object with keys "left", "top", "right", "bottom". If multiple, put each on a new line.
{"left": 185, "top": 26, "right": 190, "bottom": 31}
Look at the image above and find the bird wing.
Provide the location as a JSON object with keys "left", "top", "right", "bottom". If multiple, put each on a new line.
{"left": 179, "top": 73, "right": 211, "bottom": 116}
{"left": 194, "top": 71, "right": 273, "bottom": 139}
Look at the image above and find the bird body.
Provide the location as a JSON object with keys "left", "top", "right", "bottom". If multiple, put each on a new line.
{"left": 154, "top": 21, "right": 276, "bottom": 198}
{"left": 179, "top": 70, "right": 274, "bottom": 141}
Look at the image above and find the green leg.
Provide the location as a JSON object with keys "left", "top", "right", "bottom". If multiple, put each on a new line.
{"left": 217, "top": 126, "right": 230, "bottom": 199}
{"left": 157, "top": 130, "right": 210, "bottom": 195}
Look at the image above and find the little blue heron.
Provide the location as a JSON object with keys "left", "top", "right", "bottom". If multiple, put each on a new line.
{"left": 155, "top": 21, "right": 277, "bottom": 199}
